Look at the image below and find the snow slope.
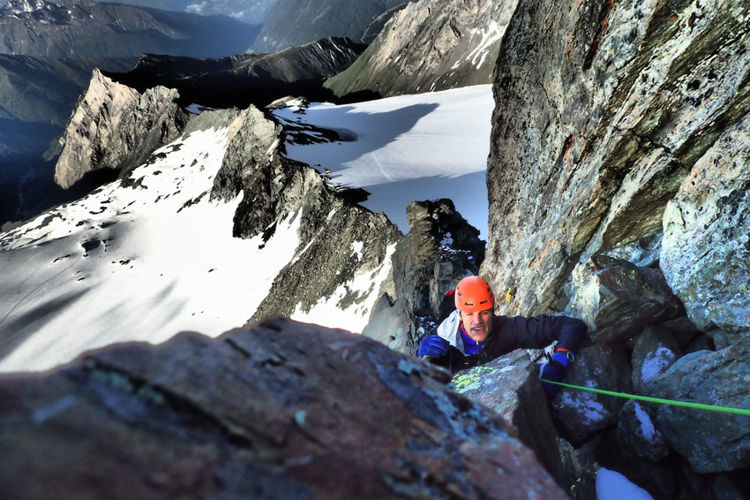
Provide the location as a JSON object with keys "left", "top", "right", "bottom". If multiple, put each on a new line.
{"left": 272, "top": 84, "right": 492, "bottom": 239}
{"left": 0, "top": 85, "right": 493, "bottom": 374}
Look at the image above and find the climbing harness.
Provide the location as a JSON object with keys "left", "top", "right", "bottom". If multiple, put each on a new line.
{"left": 540, "top": 379, "right": 750, "bottom": 416}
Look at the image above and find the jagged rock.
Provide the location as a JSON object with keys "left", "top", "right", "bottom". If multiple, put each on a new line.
{"left": 614, "top": 400, "right": 669, "bottom": 462}
{"left": 556, "top": 437, "right": 599, "bottom": 500}
{"left": 551, "top": 345, "right": 630, "bottom": 445}
{"left": 661, "top": 113, "right": 750, "bottom": 338}
{"left": 481, "top": 0, "right": 750, "bottom": 317}
{"left": 631, "top": 327, "right": 682, "bottom": 394}
{"left": 568, "top": 256, "right": 685, "bottom": 345}
{"left": 249, "top": 0, "right": 407, "bottom": 53}
{"left": 360, "top": 293, "right": 411, "bottom": 352}
{"left": 209, "top": 106, "right": 400, "bottom": 328}
{"left": 645, "top": 337, "right": 750, "bottom": 473}
{"left": 0, "top": 318, "right": 566, "bottom": 499}
{"left": 362, "top": 199, "right": 485, "bottom": 353}
{"left": 451, "top": 349, "right": 565, "bottom": 487}
{"left": 54, "top": 69, "right": 189, "bottom": 189}
{"left": 325, "top": 0, "right": 519, "bottom": 97}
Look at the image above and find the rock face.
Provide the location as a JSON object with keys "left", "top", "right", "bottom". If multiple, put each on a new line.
{"left": 0, "top": 0, "right": 260, "bottom": 59}
{"left": 661, "top": 113, "right": 750, "bottom": 338}
{"left": 645, "top": 337, "right": 750, "bottom": 473}
{"left": 204, "top": 106, "right": 400, "bottom": 329}
{"left": 0, "top": 317, "right": 566, "bottom": 499}
{"left": 568, "top": 255, "right": 685, "bottom": 345}
{"left": 110, "top": 37, "right": 367, "bottom": 110}
{"left": 481, "top": 0, "right": 750, "bottom": 319}
{"left": 325, "top": 0, "right": 519, "bottom": 97}
{"left": 362, "top": 199, "right": 485, "bottom": 353}
{"left": 249, "top": 0, "right": 407, "bottom": 54}
{"left": 451, "top": 349, "right": 565, "bottom": 487}
{"left": 54, "top": 69, "right": 189, "bottom": 189}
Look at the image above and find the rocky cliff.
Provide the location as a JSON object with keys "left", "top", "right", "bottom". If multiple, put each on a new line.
{"left": 53, "top": 69, "right": 189, "bottom": 189}
{"left": 249, "top": 0, "right": 407, "bottom": 53}
{"left": 0, "top": 318, "right": 564, "bottom": 498}
{"left": 325, "top": 0, "right": 519, "bottom": 97}
{"left": 474, "top": 0, "right": 750, "bottom": 496}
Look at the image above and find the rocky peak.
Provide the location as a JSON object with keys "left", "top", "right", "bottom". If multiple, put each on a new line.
{"left": 325, "top": 0, "right": 519, "bottom": 97}
{"left": 362, "top": 199, "right": 485, "bottom": 353}
{"left": 53, "top": 69, "right": 189, "bottom": 189}
{"left": 0, "top": 318, "right": 565, "bottom": 498}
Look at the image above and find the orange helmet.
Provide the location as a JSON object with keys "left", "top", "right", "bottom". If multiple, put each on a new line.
{"left": 454, "top": 276, "right": 495, "bottom": 313}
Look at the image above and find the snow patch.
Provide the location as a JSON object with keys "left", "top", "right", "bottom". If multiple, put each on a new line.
{"left": 596, "top": 467, "right": 654, "bottom": 500}
{"left": 640, "top": 347, "right": 673, "bottom": 381}
{"left": 633, "top": 402, "right": 657, "bottom": 443}
{"left": 467, "top": 21, "right": 503, "bottom": 70}
{"left": 560, "top": 391, "right": 608, "bottom": 425}
{"left": 351, "top": 241, "right": 363, "bottom": 260}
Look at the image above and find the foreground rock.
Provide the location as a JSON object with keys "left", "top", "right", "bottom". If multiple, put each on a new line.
{"left": 325, "top": 0, "right": 519, "bottom": 97}
{"left": 451, "top": 350, "right": 565, "bottom": 487}
{"left": 0, "top": 318, "right": 565, "bottom": 499}
{"left": 54, "top": 69, "right": 189, "bottom": 189}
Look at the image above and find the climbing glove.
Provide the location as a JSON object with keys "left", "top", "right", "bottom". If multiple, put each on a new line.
{"left": 539, "top": 352, "right": 572, "bottom": 398}
{"left": 418, "top": 335, "right": 449, "bottom": 358}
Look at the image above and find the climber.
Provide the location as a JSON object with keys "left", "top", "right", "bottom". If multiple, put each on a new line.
{"left": 418, "top": 276, "right": 586, "bottom": 397}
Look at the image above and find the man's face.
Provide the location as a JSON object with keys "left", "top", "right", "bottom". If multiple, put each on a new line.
{"left": 460, "top": 308, "right": 494, "bottom": 342}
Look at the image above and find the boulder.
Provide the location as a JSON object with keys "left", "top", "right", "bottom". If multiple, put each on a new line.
{"left": 0, "top": 318, "right": 566, "bottom": 499}
{"left": 661, "top": 112, "right": 750, "bottom": 338}
{"left": 481, "top": 0, "right": 750, "bottom": 317}
{"left": 568, "top": 256, "right": 685, "bottom": 345}
{"left": 631, "top": 327, "right": 682, "bottom": 393}
{"left": 451, "top": 349, "right": 564, "bottom": 485}
{"left": 645, "top": 337, "right": 750, "bottom": 473}
{"left": 54, "top": 69, "right": 189, "bottom": 189}
{"left": 614, "top": 400, "right": 669, "bottom": 462}
{"left": 551, "top": 345, "right": 631, "bottom": 445}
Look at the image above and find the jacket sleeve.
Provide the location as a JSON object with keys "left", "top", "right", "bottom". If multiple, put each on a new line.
{"left": 500, "top": 314, "right": 586, "bottom": 353}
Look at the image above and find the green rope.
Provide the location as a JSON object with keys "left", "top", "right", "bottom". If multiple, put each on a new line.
{"left": 540, "top": 379, "right": 750, "bottom": 416}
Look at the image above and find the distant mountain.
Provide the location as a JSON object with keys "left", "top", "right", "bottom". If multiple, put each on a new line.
{"left": 91, "top": 0, "right": 275, "bottom": 24}
{"left": 249, "top": 0, "right": 407, "bottom": 53}
{"left": 0, "top": 0, "right": 260, "bottom": 59}
{"left": 325, "top": 0, "right": 519, "bottom": 97}
{"left": 109, "top": 37, "right": 367, "bottom": 110}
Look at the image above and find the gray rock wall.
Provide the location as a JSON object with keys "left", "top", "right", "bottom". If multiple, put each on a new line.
{"left": 481, "top": 0, "right": 750, "bottom": 319}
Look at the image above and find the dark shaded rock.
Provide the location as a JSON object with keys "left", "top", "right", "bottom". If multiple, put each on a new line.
{"left": 362, "top": 199, "right": 485, "bottom": 354}
{"left": 451, "top": 349, "right": 565, "bottom": 486}
{"left": 551, "top": 345, "right": 631, "bottom": 445}
{"left": 568, "top": 256, "right": 685, "bottom": 345}
{"left": 481, "top": 0, "right": 750, "bottom": 317}
{"left": 661, "top": 112, "right": 750, "bottom": 338}
{"left": 557, "top": 437, "right": 599, "bottom": 500}
{"left": 631, "top": 327, "right": 682, "bottom": 394}
{"left": 614, "top": 400, "right": 669, "bottom": 462}
{"left": 54, "top": 69, "right": 189, "bottom": 189}
{"left": 645, "top": 337, "right": 750, "bottom": 473}
{"left": 249, "top": 0, "right": 407, "bottom": 53}
{"left": 0, "top": 318, "right": 566, "bottom": 499}
{"left": 656, "top": 316, "right": 703, "bottom": 350}
{"left": 325, "top": 0, "right": 520, "bottom": 97}
{"left": 109, "top": 37, "right": 367, "bottom": 111}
